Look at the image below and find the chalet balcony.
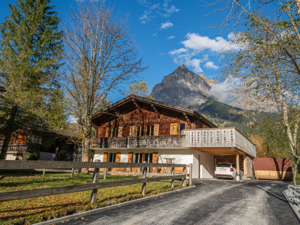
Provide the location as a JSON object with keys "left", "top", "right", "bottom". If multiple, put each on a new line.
{"left": 182, "top": 128, "right": 256, "bottom": 157}
{"left": 90, "top": 135, "right": 185, "bottom": 149}
{"left": 90, "top": 128, "right": 256, "bottom": 157}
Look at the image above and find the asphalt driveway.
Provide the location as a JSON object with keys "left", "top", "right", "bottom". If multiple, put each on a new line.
{"left": 63, "top": 179, "right": 298, "bottom": 225}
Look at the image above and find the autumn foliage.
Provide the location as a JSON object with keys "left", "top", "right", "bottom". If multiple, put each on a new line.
{"left": 249, "top": 134, "right": 280, "bottom": 158}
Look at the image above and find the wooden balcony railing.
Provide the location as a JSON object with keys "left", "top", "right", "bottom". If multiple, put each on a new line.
{"left": 90, "top": 135, "right": 186, "bottom": 149}
{"left": 182, "top": 128, "right": 256, "bottom": 157}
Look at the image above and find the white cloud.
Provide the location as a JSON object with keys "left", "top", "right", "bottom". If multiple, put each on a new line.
{"left": 169, "top": 48, "right": 188, "bottom": 55}
{"left": 182, "top": 33, "right": 240, "bottom": 52}
{"left": 139, "top": 0, "right": 179, "bottom": 23}
{"left": 153, "top": 33, "right": 157, "bottom": 36}
{"left": 204, "top": 61, "right": 219, "bottom": 69}
{"left": 169, "top": 32, "right": 241, "bottom": 72}
{"left": 161, "top": 21, "right": 173, "bottom": 29}
{"left": 167, "top": 35, "right": 175, "bottom": 39}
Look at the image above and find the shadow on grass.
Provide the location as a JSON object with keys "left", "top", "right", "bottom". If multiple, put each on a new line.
{"left": 0, "top": 173, "right": 138, "bottom": 188}
{"left": 0, "top": 182, "right": 180, "bottom": 214}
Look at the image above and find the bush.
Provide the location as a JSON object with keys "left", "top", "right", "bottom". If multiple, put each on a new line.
{"left": 55, "top": 149, "right": 71, "bottom": 161}
{"left": 27, "top": 152, "right": 39, "bottom": 160}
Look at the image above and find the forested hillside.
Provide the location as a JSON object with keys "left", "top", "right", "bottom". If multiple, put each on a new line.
{"left": 198, "top": 99, "right": 277, "bottom": 135}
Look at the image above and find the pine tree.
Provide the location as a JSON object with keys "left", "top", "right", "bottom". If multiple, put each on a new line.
{"left": 0, "top": 0, "right": 64, "bottom": 159}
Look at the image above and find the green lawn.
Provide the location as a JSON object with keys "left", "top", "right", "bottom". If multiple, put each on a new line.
{"left": 0, "top": 171, "right": 185, "bottom": 225}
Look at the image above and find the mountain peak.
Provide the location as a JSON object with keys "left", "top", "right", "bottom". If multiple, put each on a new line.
{"left": 198, "top": 74, "right": 219, "bottom": 87}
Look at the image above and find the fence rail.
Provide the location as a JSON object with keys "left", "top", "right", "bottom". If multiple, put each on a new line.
{"left": 0, "top": 160, "right": 192, "bottom": 203}
{"left": 0, "top": 160, "right": 186, "bottom": 170}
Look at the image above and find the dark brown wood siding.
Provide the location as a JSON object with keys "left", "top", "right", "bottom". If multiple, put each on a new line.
{"left": 96, "top": 109, "right": 198, "bottom": 138}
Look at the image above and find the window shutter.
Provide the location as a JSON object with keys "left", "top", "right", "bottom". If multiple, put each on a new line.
{"left": 128, "top": 152, "right": 133, "bottom": 163}
{"left": 154, "top": 124, "right": 159, "bottom": 136}
{"left": 103, "top": 152, "right": 108, "bottom": 162}
{"left": 116, "top": 153, "right": 121, "bottom": 163}
{"left": 105, "top": 127, "right": 109, "bottom": 137}
{"left": 170, "top": 123, "right": 178, "bottom": 135}
{"left": 118, "top": 127, "right": 123, "bottom": 137}
{"left": 130, "top": 126, "right": 136, "bottom": 137}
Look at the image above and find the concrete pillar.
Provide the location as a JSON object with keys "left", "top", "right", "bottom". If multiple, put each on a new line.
{"left": 236, "top": 151, "right": 240, "bottom": 181}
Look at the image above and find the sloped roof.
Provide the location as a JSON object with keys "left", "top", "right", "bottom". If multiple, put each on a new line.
{"left": 92, "top": 94, "right": 217, "bottom": 128}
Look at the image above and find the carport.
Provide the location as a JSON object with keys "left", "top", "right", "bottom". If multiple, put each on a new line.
{"left": 182, "top": 128, "right": 256, "bottom": 181}
{"left": 193, "top": 147, "right": 254, "bottom": 180}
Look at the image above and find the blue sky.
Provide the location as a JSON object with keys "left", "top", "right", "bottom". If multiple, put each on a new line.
{"left": 0, "top": 0, "right": 237, "bottom": 102}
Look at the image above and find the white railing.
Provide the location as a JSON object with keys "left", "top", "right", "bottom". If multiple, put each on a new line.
{"left": 182, "top": 128, "right": 256, "bottom": 157}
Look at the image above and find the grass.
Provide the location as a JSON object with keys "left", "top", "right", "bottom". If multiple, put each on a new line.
{"left": 0, "top": 171, "right": 184, "bottom": 225}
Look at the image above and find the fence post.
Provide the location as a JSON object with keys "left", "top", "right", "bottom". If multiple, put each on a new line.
{"left": 90, "top": 160, "right": 100, "bottom": 203}
{"left": 171, "top": 167, "right": 175, "bottom": 188}
{"left": 182, "top": 166, "right": 186, "bottom": 187}
{"left": 42, "top": 169, "right": 46, "bottom": 177}
{"left": 142, "top": 161, "right": 147, "bottom": 197}
{"left": 104, "top": 168, "right": 107, "bottom": 180}
{"left": 71, "top": 168, "right": 74, "bottom": 178}
{"left": 189, "top": 163, "right": 193, "bottom": 186}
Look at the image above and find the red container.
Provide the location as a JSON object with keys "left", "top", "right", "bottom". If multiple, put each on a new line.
{"left": 254, "top": 158, "right": 292, "bottom": 180}
{"left": 254, "top": 158, "right": 292, "bottom": 171}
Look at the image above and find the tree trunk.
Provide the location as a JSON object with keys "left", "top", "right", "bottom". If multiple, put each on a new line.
{"left": 293, "top": 157, "right": 300, "bottom": 186}
{"left": 0, "top": 106, "right": 18, "bottom": 160}
{"left": 81, "top": 114, "right": 92, "bottom": 173}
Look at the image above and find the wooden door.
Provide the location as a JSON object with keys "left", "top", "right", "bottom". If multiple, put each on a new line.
{"left": 170, "top": 123, "right": 178, "bottom": 135}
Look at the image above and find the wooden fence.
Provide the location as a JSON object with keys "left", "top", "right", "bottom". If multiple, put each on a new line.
{"left": 0, "top": 160, "right": 193, "bottom": 203}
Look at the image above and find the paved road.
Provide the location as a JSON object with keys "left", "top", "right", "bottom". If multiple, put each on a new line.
{"left": 66, "top": 179, "right": 298, "bottom": 225}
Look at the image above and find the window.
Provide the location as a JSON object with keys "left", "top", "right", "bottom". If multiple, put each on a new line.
{"left": 133, "top": 153, "right": 143, "bottom": 163}
{"left": 108, "top": 153, "right": 116, "bottom": 162}
{"left": 111, "top": 128, "right": 118, "bottom": 137}
{"left": 144, "top": 153, "right": 153, "bottom": 163}
{"left": 146, "top": 125, "right": 154, "bottom": 136}
{"left": 133, "top": 153, "right": 153, "bottom": 163}
{"left": 179, "top": 124, "right": 185, "bottom": 134}
{"left": 136, "top": 126, "right": 144, "bottom": 136}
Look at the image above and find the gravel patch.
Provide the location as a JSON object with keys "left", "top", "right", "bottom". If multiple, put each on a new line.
{"left": 282, "top": 184, "right": 300, "bottom": 222}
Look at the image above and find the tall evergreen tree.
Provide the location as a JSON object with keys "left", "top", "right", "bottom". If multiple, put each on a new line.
{"left": 0, "top": 0, "right": 64, "bottom": 159}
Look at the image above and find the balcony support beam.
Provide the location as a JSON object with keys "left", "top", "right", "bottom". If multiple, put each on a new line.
{"left": 132, "top": 99, "right": 141, "bottom": 113}
{"left": 151, "top": 104, "right": 160, "bottom": 118}
{"left": 236, "top": 150, "right": 240, "bottom": 181}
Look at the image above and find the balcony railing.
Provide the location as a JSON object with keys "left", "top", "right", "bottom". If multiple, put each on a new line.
{"left": 0, "top": 143, "right": 27, "bottom": 152}
{"left": 182, "top": 128, "right": 256, "bottom": 157}
{"left": 90, "top": 135, "right": 185, "bottom": 149}
{"left": 90, "top": 128, "right": 256, "bottom": 157}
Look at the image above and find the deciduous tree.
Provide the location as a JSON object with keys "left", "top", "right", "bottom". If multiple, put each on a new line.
{"left": 63, "top": 0, "right": 146, "bottom": 168}
{"left": 208, "top": 0, "right": 300, "bottom": 185}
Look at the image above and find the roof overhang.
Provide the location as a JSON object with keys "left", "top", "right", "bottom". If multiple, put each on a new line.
{"left": 92, "top": 95, "right": 217, "bottom": 128}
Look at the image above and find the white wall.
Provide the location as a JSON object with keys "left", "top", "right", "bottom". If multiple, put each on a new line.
{"left": 92, "top": 149, "right": 215, "bottom": 179}
{"left": 120, "top": 154, "right": 128, "bottom": 163}
{"left": 94, "top": 154, "right": 103, "bottom": 162}
{"left": 6, "top": 153, "right": 16, "bottom": 160}
{"left": 192, "top": 151, "right": 214, "bottom": 179}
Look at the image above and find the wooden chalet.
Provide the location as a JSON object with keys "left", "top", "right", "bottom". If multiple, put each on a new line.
{"left": 91, "top": 95, "right": 256, "bottom": 180}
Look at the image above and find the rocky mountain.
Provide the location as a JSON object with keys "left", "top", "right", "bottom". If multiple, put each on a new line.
{"left": 151, "top": 64, "right": 276, "bottom": 112}
{"left": 151, "top": 65, "right": 212, "bottom": 109}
